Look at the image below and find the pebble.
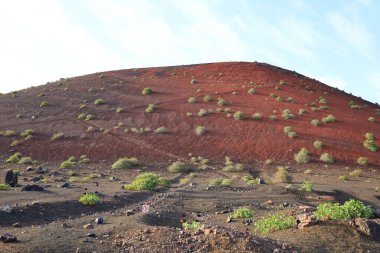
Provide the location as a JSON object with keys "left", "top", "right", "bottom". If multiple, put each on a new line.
{"left": 83, "top": 224, "right": 94, "bottom": 229}
{"left": 95, "top": 217, "right": 104, "bottom": 224}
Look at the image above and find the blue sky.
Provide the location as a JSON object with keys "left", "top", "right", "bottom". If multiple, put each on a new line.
{"left": 0, "top": 0, "right": 379, "bottom": 103}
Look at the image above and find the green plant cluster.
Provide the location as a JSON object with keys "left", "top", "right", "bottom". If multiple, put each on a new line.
{"left": 182, "top": 221, "right": 201, "bottom": 230}
{"left": 230, "top": 207, "right": 253, "bottom": 219}
{"left": 363, "top": 133, "right": 378, "bottom": 152}
{"left": 124, "top": 172, "right": 168, "bottom": 191}
{"left": 253, "top": 213, "right": 296, "bottom": 234}
{"left": 112, "top": 157, "right": 139, "bottom": 169}
{"left": 294, "top": 148, "right": 310, "bottom": 164}
{"left": 314, "top": 199, "right": 373, "bottom": 220}
{"left": 79, "top": 193, "right": 100, "bottom": 205}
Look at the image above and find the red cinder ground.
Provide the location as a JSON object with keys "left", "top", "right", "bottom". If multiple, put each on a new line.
{"left": 0, "top": 61, "right": 379, "bottom": 166}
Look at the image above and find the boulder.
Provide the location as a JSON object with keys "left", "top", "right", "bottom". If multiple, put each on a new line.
{"left": 350, "top": 218, "right": 380, "bottom": 240}
{"left": 297, "top": 213, "right": 317, "bottom": 229}
{"left": 0, "top": 233, "right": 17, "bottom": 243}
{"left": 5, "top": 170, "right": 18, "bottom": 187}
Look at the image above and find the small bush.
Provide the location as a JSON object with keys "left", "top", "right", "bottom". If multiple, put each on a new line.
{"left": 188, "top": 97, "right": 197, "bottom": 103}
{"left": 298, "top": 109, "right": 306, "bottom": 115}
{"left": 273, "top": 166, "right": 292, "bottom": 183}
{"left": 253, "top": 213, "right": 296, "bottom": 234}
{"left": 116, "top": 107, "right": 124, "bottom": 113}
{"left": 314, "top": 199, "right": 372, "bottom": 220}
{"left": 18, "top": 157, "right": 36, "bottom": 165}
{"left": 79, "top": 193, "right": 100, "bottom": 205}
{"left": 112, "top": 157, "right": 139, "bottom": 169}
{"left": 233, "top": 111, "right": 245, "bottom": 120}
{"left": 286, "top": 97, "right": 294, "bottom": 103}
{"left": 363, "top": 133, "right": 378, "bottom": 151}
{"left": 197, "top": 108, "right": 207, "bottom": 117}
{"left": 268, "top": 115, "right": 277, "bottom": 121}
{"left": 322, "top": 114, "right": 336, "bottom": 123}
{"left": 208, "top": 178, "right": 223, "bottom": 187}
{"left": 230, "top": 207, "right": 253, "bottom": 219}
{"left": 320, "top": 153, "right": 334, "bottom": 163}
{"left": 142, "top": 87, "right": 152, "bottom": 95}
{"left": 287, "top": 131, "right": 296, "bottom": 138}
{"left": 282, "top": 109, "right": 295, "bottom": 120}
{"left": 21, "top": 129, "right": 34, "bottom": 138}
{"left": 167, "top": 161, "right": 188, "bottom": 173}
{"left": 338, "top": 175, "right": 347, "bottom": 181}
{"left": 85, "top": 114, "right": 94, "bottom": 121}
{"left": 203, "top": 95, "right": 211, "bottom": 102}
{"left": 294, "top": 148, "right": 310, "bottom": 164}
{"left": 252, "top": 113, "right": 262, "bottom": 120}
{"left": 180, "top": 173, "right": 195, "bottom": 185}
{"left": 40, "top": 101, "right": 48, "bottom": 107}
{"left": 241, "top": 175, "right": 254, "bottom": 182}
{"left": 357, "top": 157, "right": 368, "bottom": 165}
{"left": 217, "top": 98, "right": 226, "bottom": 106}
{"left": 311, "top": 119, "right": 321, "bottom": 126}
{"left": 275, "top": 96, "right": 283, "bottom": 102}
{"left": 302, "top": 180, "right": 313, "bottom": 192}
{"left": 195, "top": 126, "right": 207, "bottom": 136}
{"left": 154, "top": 127, "right": 168, "bottom": 134}
{"left": 248, "top": 88, "right": 256, "bottom": 94}
{"left": 145, "top": 104, "right": 156, "bottom": 113}
{"left": 221, "top": 178, "right": 234, "bottom": 186}
{"left": 313, "top": 140, "right": 323, "bottom": 150}
{"left": 349, "top": 169, "right": 362, "bottom": 177}
{"left": 319, "top": 97, "right": 327, "bottom": 104}
{"left": 0, "top": 184, "right": 11, "bottom": 191}
{"left": 0, "top": 130, "right": 16, "bottom": 136}
{"left": 279, "top": 80, "right": 286, "bottom": 85}
{"left": 51, "top": 132, "right": 64, "bottom": 140}
{"left": 60, "top": 160, "right": 76, "bottom": 169}
{"left": 124, "top": 172, "right": 162, "bottom": 191}
{"left": 304, "top": 169, "right": 312, "bottom": 174}
{"left": 368, "top": 117, "right": 375, "bottom": 123}
{"left": 78, "top": 113, "right": 87, "bottom": 119}
{"left": 94, "top": 99, "right": 105, "bottom": 105}
{"left": 182, "top": 221, "right": 201, "bottom": 230}
{"left": 6, "top": 152, "right": 22, "bottom": 163}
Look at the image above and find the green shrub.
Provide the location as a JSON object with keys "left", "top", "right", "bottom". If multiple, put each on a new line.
{"left": 233, "top": 111, "right": 245, "bottom": 120}
{"left": 208, "top": 178, "right": 223, "bottom": 187}
{"left": 145, "top": 104, "right": 156, "bottom": 113}
{"left": 282, "top": 109, "right": 295, "bottom": 120}
{"left": 85, "top": 114, "right": 94, "bottom": 121}
{"left": 320, "top": 153, "right": 334, "bottom": 163}
{"left": 182, "top": 221, "right": 201, "bottom": 230}
{"left": 188, "top": 97, "right": 197, "bottom": 103}
{"left": 217, "top": 98, "right": 226, "bottom": 106}
{"left": 0, "top": 130, "right": 16, "bottom": 136}
{"left": 311, "top": 119, "right": 321, "bottom": 126}
{"left": 275, "top": 86, "right": 281, "bottom": 91}
{"left": 116, "top": 107, "right": 124, "bottom": 113}
{"left": 286, "top": 97, "right": 294, "bottom": 103}
{"left": 268, "top": 115, "right": 277, "bottom": 121}
{"left": 18, "top": 157, "right": 36, "bottom": 165}
{"left": 349, "top": 169, "right": 362, "bottom": 177}
{"left": 319, "top": 97, "right": 327, "bottom": 104}
{"left": 197, "top": 108, "right": 207, "bottom": 117}
{"left": 275, "top": 96, "right": 283, "bottom": 102}
{"left": 10, "top": 140, "right": 21, "bottom": 147}
{"left": 203, "top": 95, "right": 211, "bottom": 102}
{"left": 294, "top": 148, "right": 310, "bottom": 164}
{"left": 283, "top": 126, "right": 293, "bottom": 134}
{"left": 252, "top": 113, "right": 262, "bottom": 120}
{"left": 180, "top": 173, "right": 195, "bottom": 185}
{"left": 158, "top": 177, "right": 170, "bottom": 187}
{"left": 298, "top": 109, "right": 306, "bottom": 115}
{"left": 20, "top": 129, "right": 34, "bottom": 138}
{"left": 79, "top": 193, "right": 100, "bottom": 205}
{"left": 221, "top": 178, "right": 234, "bottom": 186}
{"left": 194, "top": 125, "right": 207, "bottom": 136}
{"left": 248, "top": 88, "right": 256, "bottom": 94}
{"left": 112, "top": 157, "right": 139, "bottom": 169}
{"left": 60, "top": 160, "right": 76, "bottom": 169}
{"left": 124, "top": 172, "right": 162, "bottom": 191}
{"left": 222, "top": 157, "right": 243, "bottom": 172}
{"left": 51, "top": 132, "right": 64, "bottom": 140}
{"left": 167, "top": 161, "right": 188, "bottom": 173}
{"left": 314, "top": 199, "right": 373, "bottom": 220}
{"left": 304, "top": 169, "right": 312, "bottom": 174}
{"left": 322, "top": 114, "right": 336, "bottom": 123}
{"left": 142, "top": 87, "right": 152, "bottom": 95}
{"left": 287, "top": 131, "right": 297, "bottom": 138}
{"left": 368, "top": 117, "right": 375, "bottom": 123}
{"left": 363, "top": 133, "right": 378, "bottom": 151}
{"left": 77, "top": 113, "right": 87, "bottom": 119}
{"left": 40, "top": 101, "right": 48, "bottom": 107}
{"left": 241, "top": 175, "right": 254, "bottom": 182}
{"left": 94, "top": 99, "right": 105, "bottom": 105}
{"left": 279, "top": 80, "right": 286, "bottom": 85}
{"left": 338, "top": 175, "right": 347, "bottom": 181}
{"left": 230, "top": 207, "right": 253, "bottom": 219}
{"left": 302, "top": 180, "right": 313, "bottom": 192}
{"left": 6, "top": 152, "right": 22, "bottom": 163}
{"left": 313, "top": 140, "right": 323, "bottom": 150}
{"left": 69, "top": 176, "right": 91, "bottom": 183}
{"left": 273, "top": 166, "right": 292, "bottom": 183}
{"left": 0, "top": 184, "right": 11, "bottom": 191}
{"left": 154, "top": 127, "right": 168, "bottom": 134}
{"left": 253, "top": 213, "right": 296, "bottom": 234}
{"left": 357, "top": 157, "right": 368, "bottom": 165}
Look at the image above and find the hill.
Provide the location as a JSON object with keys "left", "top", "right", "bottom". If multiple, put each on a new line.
{"left": 0, "top": 61, "right": 379, "bottom": 166}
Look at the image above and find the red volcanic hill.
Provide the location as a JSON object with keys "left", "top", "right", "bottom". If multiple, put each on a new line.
{"left": 0, "top": 62, "right": 379, "bottom": 166}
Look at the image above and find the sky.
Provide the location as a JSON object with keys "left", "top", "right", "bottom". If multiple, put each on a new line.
{"left": 0, "top": 0, "right": 379, "bottom": 103}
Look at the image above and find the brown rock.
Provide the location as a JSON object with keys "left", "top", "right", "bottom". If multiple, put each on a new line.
{"left": 351, "top": 218, "right": 380, "bottom": 239}
{"left": 83, "top": 224, "right": 94, "bottom": 229}
{"left": 297, "top": 213, "right": 317, "bottom": 229}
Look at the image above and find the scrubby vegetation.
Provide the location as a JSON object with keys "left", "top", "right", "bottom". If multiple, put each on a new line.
{"left": 320, "top": 153, "right": 334, "bottom": 163}
{"left": 195, "top": 126, "right": 207, "bottom": 136}
{"left": 203, "top": 95, "right": 211, "bottom": 102}
{"left": 0, "top": 184, "right": 11, "bottom": 191}
{"left": 357, "top": 157, "right": 368, "bottom": 165}
{"left": 313, "top": 140, "right": 323, "bottom": 150}
{"left": 208, "top": 178, "right": 223, "bottom": 187}
{"left": 233, "top": 111, "right": 245, "bottom": 120}
{"left": 182, "top": 221, "right": 201, "bottom": 230}
{"left": 253, "top": 213, "right": 296, "bottom": 234}
{"left": 154, "top": 127, "right": 168, "bottom": 134}
{"left": 51, "top": 132, "right": 64, "bottom": 140}
{"left": 322, "top": 114, "right": 336, "bottom": 123}
{"left": 230, "top": 207, "right": 253, "bottom": 219}
{"left": 252, "top": 113, "right": 262, "bottom": 120}
{"left": 145, "top": 104, "right": 156, "bottom": 113}
{"left": 282, "top": 109, "right": 295, "bottom": 120}
{"left": 142, "top": 87, "right": 152, "bottom": 95}
{"left": 311, "top": 119, "right": 321, "bottom": 126}
{"left": 112, "top": 157, "right": 139, "bottom": 169}
{"left": 363, "top": 133, "right": 378, "bottom": 151}
{"left": 94, "top": 99, "right": 105, "bottom": 105}
{"left": 167, "top": 161, "right": 189, "bottom": 173}
{"left": 294, "top": 148, "right": 310, "bottom": 164}
{"left": 314, "top": 199, "right": 372, "bottom": 220}
{"left": 302, "top": 180, "right": 313, "bottom": 192}
{"left": 273, "top": 166, "right": 292, "bottom": 183}
{"left": 79, "top": 193, "right": 100, "bottom": 205}
{"left": 248, "top": 88, "right": 256, "bottom": 94}
{"left": 222, "top": 157, "right": 244, "bottom": 172}
{"left": 124, "top": 172, "right": 167, "bottom": 191}
{"left": 283, "top": 126, "right": 296, "bottom": 138}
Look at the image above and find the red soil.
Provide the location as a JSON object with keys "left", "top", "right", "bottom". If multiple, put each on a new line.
{"left": 0, "top": 61, "right": 379, "bottom": 166}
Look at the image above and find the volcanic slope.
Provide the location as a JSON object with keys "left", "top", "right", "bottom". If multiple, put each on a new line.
{"left": 0, "top": 62, "right": 379, "bottom": 166}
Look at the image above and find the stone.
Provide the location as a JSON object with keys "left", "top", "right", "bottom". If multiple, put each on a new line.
{"left": 12, "top": 223, "right": 21, "bottom": 228}
{"left": 25, "top": 166, "right": 34, "bottom": 172}
{"left": 374, "top": 209, "right": 380, "bottom": 218}
{"left": 109, "top": 176, "right": 116, "bottom": 182}
{"left": 86, "top": 233, "right": 96, "bottom": 237}
{"left": 59, "top": 182, "right": 70, "bottom": 188}
{"left": 126, "top": 210, "right": 135, "bottom": 216}
{"left": 36, "top": 166, "right": 47, "bottom": 174}
{"left": 297, "top": 213, "right": 317, "bottom": 229}
{"left": 266, "top": 200, "right": 274, "bottom": 205}
{"left": 95, "top": 217, "right": 104, "bottom": 224}
{"left": 5, "top": 170, "right": 18, "bottom": 187}
{"left": 0, "top": 205, "right": 13, "bottom": 214}
{"left": 83, "top": 224, "right": 94, "bottom": 229}
{"left": 0, "top": 233, "right": 17, "bottom": 243}
{"left": 32, "top": 175, "right": 43, "bottom": 182}
{"left": 350, "top": 218, "right": 380, "bottom": 239}
{"left": 21, "top": 184, "right": 44, "bottom": 191}
{"left": 242, "top": 219, "right": 252, "bottom": 226}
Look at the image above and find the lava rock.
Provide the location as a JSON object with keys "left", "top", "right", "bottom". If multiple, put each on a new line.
{"left": 297, "top": 213, "right": 317, "bottom": 229}
{"left": 95, "top": 217, "right": 104, "bottom": 224}
{"left": 36, "top": 166, "right": 48, "bottom": 174}
{"left": 83, "top": 224, "right": 94, "bottom": 229}
{"left": 242, "top": 219, "right": 252, "bottom": 226}
{"left": 21, "top": 184, "right": 44, "bottom": 191}
{"left": 0, "top": 233, "right": 17, "bottom": 243}
{"left": 25, "top": 166, "right": 34, "bottom": 172}
{"left": 32, "top": 175, "right": 43, "bottom": 182}
{"left": 59, "top": 182, "right": 70, "bottom": 188}
{"left": 86, "top": 233, "right": 96, "bottom": 238}
{"left": 126, "top": 210, "right": 135, "bottom": 216}
{"left": 0, "top": 205, "right": 13, "bottom": 214}
{"left": 350, "top": 218, "right": 380, "bottom": 239}
{"left": 5, "top": 170, "right": 18, "bottom": 187}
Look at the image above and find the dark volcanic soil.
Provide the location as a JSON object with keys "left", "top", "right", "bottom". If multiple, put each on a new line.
{"left": 0, "top": 62, "right": 379, "bottom": 166}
